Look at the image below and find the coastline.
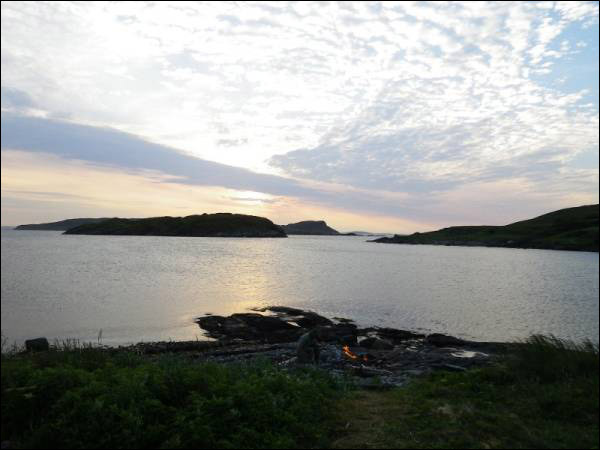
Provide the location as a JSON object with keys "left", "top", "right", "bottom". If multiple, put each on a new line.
{"left": 370, "top": 238, "right": 600, "bottom": 253}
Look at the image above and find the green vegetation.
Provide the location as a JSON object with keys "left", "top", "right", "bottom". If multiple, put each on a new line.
{"left": 374, "top": 204, "right": 599, "bottom": 252}
{"left": 331, "top": 335, "right": 599, "bottom": 449}
{"left": 64, "top": 213, "right": 287, "bottom": 237}
{"left": 1, "top": 345, "right": 342, "bottom": 449}
{"left": 2, "top": 335, "right": 597, "bottom": 449}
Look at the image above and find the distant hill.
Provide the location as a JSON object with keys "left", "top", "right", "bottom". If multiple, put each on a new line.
{"left": 15, "top": 218, "right": 109, "bottom": 231}
{"left": 372, "top": 204, "right": 599, "bottom": 252}
{"left": 64, "top": 213, "right": 287, "bottom": 237}
{"left": 281, "top": 220, "right": 340, "bottom": 235}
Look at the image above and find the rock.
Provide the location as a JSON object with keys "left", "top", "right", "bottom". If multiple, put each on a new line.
{"left": 375, "top": 328, "right": 425, "bottom": 343}
{"left": 320, "top": 323, "right": 358, "bottom": 344}
{"left": 230, "top": 313, "right": 297, "bottom": 333}
{"left": 25, "top": 337, "right": 49, "bottom": 352}
{"left": 359, "top": 337, "right": 394, "bottom": 350}
{"left": 258, "top": 306, "right": 334, "bottom": 328}
{"left": 425, "top": 333, "right": 467, "bottom": 347}
{"left": 436, "top": 363, "right": 467, "bottom": 372}
{"left": 332, "top": 317, "right": 355, "bottom": 324}
{"left": 336, "top": 334, "right": 358, "bottom": 346}
{"left": 294, "top": 312, "right": 333, "bottom": 328}
{"left": 259, "top": 306, "right": 306, "bottom": 315}
{"left": 196, "top": 313, "right": 302, "bottom": 343}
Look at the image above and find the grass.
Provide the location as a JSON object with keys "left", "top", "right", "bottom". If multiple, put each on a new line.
{"left": 2, "top": 335, "right": 598, "bottom": 449}
{"left": 2, "top": 345, "right": 345, "bottom": 449}
{"left": 377, "top": 204, "right": 599, "bottom": 252}
{"left": 331, "top": 335, "right": 599, "bottom": 449}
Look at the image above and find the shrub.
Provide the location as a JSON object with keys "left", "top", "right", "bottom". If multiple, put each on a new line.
{"left": 2, "top": 353, "right": 342, "bottom": 449}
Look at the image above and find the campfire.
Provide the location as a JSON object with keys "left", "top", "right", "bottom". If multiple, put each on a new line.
{"left": 342, "top": 345, "right": 369, "bottom": 363}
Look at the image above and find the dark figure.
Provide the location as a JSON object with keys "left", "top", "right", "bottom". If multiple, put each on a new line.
{"left": 296, "top": 328, "right": 322, "bottom": 364}
{"left": 25, "top": 337, "right": 49, "bottom": 352}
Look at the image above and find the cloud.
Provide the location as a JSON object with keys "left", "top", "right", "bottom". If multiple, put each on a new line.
{"left": 0, "top": 87, "right": 36, "bottom": 110}
{"left": 0, "top": 113, "right": 447, "bottom": 226}
{"left": 268, "top": 2, "right": 599, "bottom": 198}
{"left": 0, "top": 113, "right": 315, "bottom": 198}
{"left": 1, "top": 1, "right": 598, "bottom": 229}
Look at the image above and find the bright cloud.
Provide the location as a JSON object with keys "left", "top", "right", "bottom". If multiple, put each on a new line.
{"left": 1, "top": 1, "right": 598, "bottom": 230}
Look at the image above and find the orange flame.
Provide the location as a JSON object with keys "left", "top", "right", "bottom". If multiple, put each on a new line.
{"left": 342, "top": 345, "right": 369, "bottom": 362}
{"left": 343, "top": 345, "right": 358, "bottom": 359}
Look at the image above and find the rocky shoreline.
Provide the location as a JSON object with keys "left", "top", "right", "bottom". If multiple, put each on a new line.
{"left": 20, "top": 307, "right": 514, "bottom": 389}
{"left": 120, "top": 307, "right": 513, "bottom": 389}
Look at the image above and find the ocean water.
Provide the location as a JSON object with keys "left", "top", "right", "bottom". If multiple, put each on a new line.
{"left": 1, "top": 230, "right": 598, "bottom": 345}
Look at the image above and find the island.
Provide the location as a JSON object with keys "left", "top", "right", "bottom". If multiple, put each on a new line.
{"left": 372, "top": 204, "right": 599, "bottom": 252}
{"left": 15, "top": 218, "right": 110, "bottom": 231}
{"left": 64, "top": 213, "right": 287, "bottom": 237}
{"left": 281, "top": 220, "right": 340, "bottom": 235}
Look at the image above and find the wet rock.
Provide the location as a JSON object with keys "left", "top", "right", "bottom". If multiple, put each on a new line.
{"left": 332, "top": 317, "right": 355, "bottom": 324}
{"left": 230, "top": 313, "right": 298, "bottom": 333}
{"left": 425, "top": 333, "right": 467, "bottom": 347}
{"left": 196, "top": 313, "right": 302, "bottom": 343}
{"left": 196, "top": 315, "right": 227, "bottom": 334}
{"left": 25, "top": 337, "right": 49, "bottom": 352}
{"left": 375, "top": 328, "right": 425, "bottom": 343}
{"left": 260, "top": 306, "right": 306, "bottom": 315}
{"left": 320, "top": 323, "right": 358, "bottom": 345}
{"left": 359, "top": 337, "right": 394, "bottom": 350}
{"left": 294, "top": 312, "right": 333, "bottom": 328}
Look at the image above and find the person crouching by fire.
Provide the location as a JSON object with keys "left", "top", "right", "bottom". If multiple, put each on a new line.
{"left": 296, "top": 327, "right": 325, "bottom": 364}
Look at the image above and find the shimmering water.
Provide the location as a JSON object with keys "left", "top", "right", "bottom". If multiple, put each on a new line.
{"left": 1, "top": 230, "right": 598, "bottom": 345}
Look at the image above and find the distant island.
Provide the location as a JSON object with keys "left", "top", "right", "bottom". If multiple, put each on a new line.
{"left": 64, "top": 213, "right": 287, "bottom": 237}
{"left": 372, "top": 204, "right": 599, "bottom": 252}
{"left": 15, "top": 216, "right": 371, "bottom": 237}
{"left": 15, "top": 218, "right": 109, "bottom": 231}
{"left": 281, "top": 220, "right": 340, "bottom": 235}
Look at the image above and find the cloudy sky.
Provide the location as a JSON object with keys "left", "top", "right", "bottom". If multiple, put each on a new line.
{"left": 1, "top": 1, "right": 598, "bottom": 231}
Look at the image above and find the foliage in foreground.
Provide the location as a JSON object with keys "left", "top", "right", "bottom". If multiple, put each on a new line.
{"left": 332, "top": 335, "right": 599, "bottom": 449}
{"left": 2, "top": 335, "right": 598, "bottom": 449}
{"left": 1, "top": 348, "right": 343, "bottom": 449}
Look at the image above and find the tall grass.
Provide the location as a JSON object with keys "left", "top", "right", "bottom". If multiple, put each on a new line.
{"left": 510, "top": 334, "right": 599, "bottom": 382}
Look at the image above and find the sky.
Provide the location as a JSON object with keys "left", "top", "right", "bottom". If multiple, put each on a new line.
{"left": 1, "top": 1, "right": 598, "bottom": 232}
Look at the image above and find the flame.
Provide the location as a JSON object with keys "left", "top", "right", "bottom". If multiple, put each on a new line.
{"left": 342, "top": 345, "right": 358, "bottom": 359}
{"left": 342, "top": 345, "right": 369, "bottom": 362}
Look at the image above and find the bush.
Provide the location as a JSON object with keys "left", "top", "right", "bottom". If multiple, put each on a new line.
{"left": 2, "top": 352, "right": 342, "bottom": 449}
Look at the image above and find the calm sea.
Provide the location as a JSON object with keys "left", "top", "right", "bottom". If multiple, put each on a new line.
{"left": 1, "top": 230, "right": 598, "bottom": 345}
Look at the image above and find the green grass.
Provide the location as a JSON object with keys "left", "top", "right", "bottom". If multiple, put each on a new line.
{"left": 2, "top": 335, "right": 597, "bottom": 449}
{"left": 377, "top": 204, "right": 599, "bottom": 252}
{"left": 331, "top": 335, "right": 599, "bottom": 449}
{"left": 2, "top": 347, "right": 344, "bottom": 449}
